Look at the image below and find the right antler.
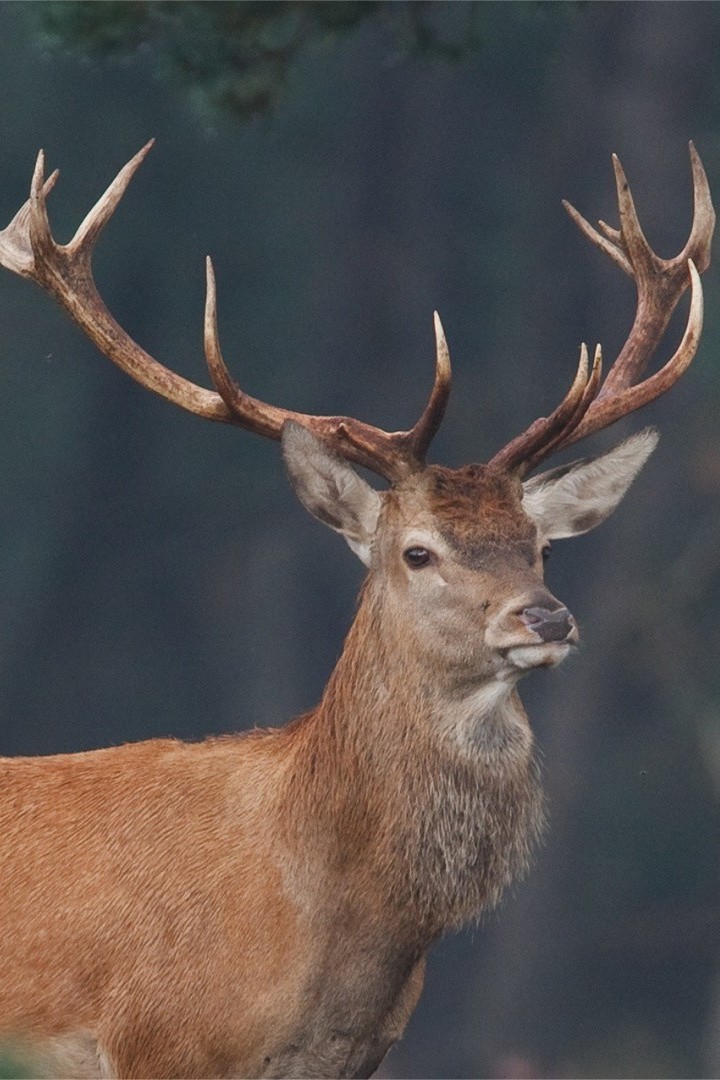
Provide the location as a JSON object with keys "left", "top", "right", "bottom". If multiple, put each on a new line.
{"left": 490, "top": 143, "right": 714, "bottom": 476}
{"left": 0, "top": 143, "right": 450, "bottom": 484}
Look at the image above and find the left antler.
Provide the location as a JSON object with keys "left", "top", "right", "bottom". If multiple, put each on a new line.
{"left": 0, "top": 142, "right": 450, "bottom": 483}
{"left": 490, "top": 143, "right": 714, "bottom": 477}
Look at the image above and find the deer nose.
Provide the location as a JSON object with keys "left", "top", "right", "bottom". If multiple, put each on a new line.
{"left": 519, "top": 605, "right": 575, "bottom": 643}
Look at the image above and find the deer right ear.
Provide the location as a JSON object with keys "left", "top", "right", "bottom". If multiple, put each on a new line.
{"left": 282, "top": 422, "right": 382, "bottom": 566}
{"left": 521, "top": 428, "right": 658, "bottom": 539}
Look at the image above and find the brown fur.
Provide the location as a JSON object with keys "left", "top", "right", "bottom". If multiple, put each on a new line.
{"left": 0, "top": 466, "right": 567, "bottom": 1078}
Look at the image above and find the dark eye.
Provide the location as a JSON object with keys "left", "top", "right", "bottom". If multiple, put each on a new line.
{"left": 542, "top": 543, "right": 551, "bottom": 563}
{"left": 404, "top": 546, "right": 432, "bottom": 569}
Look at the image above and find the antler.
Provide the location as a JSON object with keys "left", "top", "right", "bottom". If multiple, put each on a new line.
{"left": 490, "top": 143, "right": 714, "bottom": 476}
{"left": 0, "top": 143, "right": 451, "bottom": 483}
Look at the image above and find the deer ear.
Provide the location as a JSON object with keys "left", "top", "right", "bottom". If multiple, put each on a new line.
{"left": 282, "top": 421, "right": 382, "bottom": 566}
{"left": 522, "top": 429, "right": 658, "bottom": 540}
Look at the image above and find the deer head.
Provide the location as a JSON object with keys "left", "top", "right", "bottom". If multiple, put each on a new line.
{"left": 0, "top": 143, "right": 713, "bottom": 695}
{"left": 283, "top": 421, "right": 663, "bottom": 689}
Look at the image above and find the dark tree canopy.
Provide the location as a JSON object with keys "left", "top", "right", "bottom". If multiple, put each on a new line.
{"left": 35, "top": 0, "right": 488, "bottom": 118}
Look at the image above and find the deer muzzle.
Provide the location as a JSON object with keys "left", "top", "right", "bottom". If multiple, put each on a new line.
{"left": 519, "top": 605, "right": 575, "bottom": 643}
{"left": 485, "top": 592, "right": 579, "bottom": 671}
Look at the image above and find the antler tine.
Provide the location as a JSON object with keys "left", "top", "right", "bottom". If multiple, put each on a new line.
{"left": 204, "top": 257, "right": 450, "bottom": 481}
{"left": 489, "top": 341, "right": 594, "bottom": 474}
{"left": 27, "top": 151, "right": 57, "bottom": 263}
{"left": 517, "top": 343, "right": 603, "bottom": 476}
{"left": 611, "top": 153, "right": 656, "bottom": 277}
{"left": 0, "top": 164, "right": 58, "bottom": 278}
{"left": 559, "top": 260, "right": 703, "bottom": 449}
{"left": 204, "top": 256, "right": 298, "bottom": 441}
{"left": 1, "top": 145, "right": 454, "bottom": 482}
{"left": 406, "top": 311, "right": 452, "bottom": 460}
{"left": 70, "top": 140, "right": 155, "bottom": 254}
{"left": 682, "top": 141, "right": 714, "bottom": 273}
{"left": 494, "top": 144, "right": 714, "bottom": 476}
{"left": 597, "top": 220, "right": 622, "bottom": 245}
{"left": 561, "top": 199, "right": 633, "bottom": 277}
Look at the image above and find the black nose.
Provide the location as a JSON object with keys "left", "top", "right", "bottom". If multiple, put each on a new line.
{"left": 520, "top": 605, "right": 575, "bottom": 643}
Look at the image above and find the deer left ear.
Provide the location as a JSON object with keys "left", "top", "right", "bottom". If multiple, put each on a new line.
{"left": 522, "top": 429, "right": 658, "bottom": 539}
{"left": 282, "top": 421, "right": 382, "bottom": 566}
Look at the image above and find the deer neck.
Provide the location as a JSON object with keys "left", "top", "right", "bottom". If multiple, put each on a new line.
{"left": 283, "top": 578, "right": 545, "bottom": 934}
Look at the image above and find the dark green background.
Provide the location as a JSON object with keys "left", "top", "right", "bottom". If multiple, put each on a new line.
{"left": 1, "top": 3, "right": 719, "bottom": 1077}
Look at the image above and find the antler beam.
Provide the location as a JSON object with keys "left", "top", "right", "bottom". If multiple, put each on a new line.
{"left": 0, "top": 143, "right": 451, "bottom": 483}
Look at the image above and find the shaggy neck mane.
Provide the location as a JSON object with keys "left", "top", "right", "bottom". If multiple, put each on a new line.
{"left": 282, "top": 578, "right": 545, "bottom": 936}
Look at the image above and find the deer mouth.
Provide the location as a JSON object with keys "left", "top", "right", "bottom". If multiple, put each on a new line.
{"left": 487, "top": 600, "right": 579, "bottom": 671}
{"left": 505, "top": 640, "right": 576, "bottom": 671}
{"left": 508, "top": 611, "right": 580, "bottom": 669}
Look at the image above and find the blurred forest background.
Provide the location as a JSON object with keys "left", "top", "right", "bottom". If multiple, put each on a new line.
{"left": 0, "top": 2, "right": 719, "bottom": 1077}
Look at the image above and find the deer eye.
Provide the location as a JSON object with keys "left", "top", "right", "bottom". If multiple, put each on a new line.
{"left": 404, "top": 546, "right": 432, "bottom": 569}
{"left": 542, "top": 543, "right": 551, "bottom": 563}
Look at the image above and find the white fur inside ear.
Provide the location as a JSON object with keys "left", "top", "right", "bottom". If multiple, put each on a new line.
{"left": 522, "top": 429, "right": 658, "bottom": 540}
{"left": 282, "top": 422, "right": 382, "bottom": 566}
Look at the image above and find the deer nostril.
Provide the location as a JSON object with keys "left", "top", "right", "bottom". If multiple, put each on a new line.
{"left": 520, "top": 605, "right": 575, "bottom": 643}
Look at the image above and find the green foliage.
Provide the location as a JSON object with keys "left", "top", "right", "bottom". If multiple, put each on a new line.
{"left": 34, "top": 0, "right": 480, "bottom": 120}
{"left": 0, "top": 1049, "right": 33, "bottom": 1080}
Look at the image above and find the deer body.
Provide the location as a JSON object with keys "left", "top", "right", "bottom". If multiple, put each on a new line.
{"left": 0, "top": 146, "right": 713, "bottom": 1077}
{"left": 1, "top": 466, "right": 549, "bottom": 1078}
{"left": 0, "top": 736, "right": 422, "bottom": 1079}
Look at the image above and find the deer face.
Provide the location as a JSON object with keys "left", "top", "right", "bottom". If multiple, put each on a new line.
{"left": 283, "top": 423, "right": 657, "bottom": 684}
{"left": 373, "top": 463, "right": 575, "bottom": 681}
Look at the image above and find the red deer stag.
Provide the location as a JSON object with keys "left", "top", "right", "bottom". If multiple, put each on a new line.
{"left": 0, "top": 145, "right": 713, "bottom": 1079}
